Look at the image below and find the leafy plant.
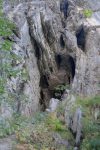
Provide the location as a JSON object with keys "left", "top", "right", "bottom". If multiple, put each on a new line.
{"left": 13, "top": 112, "right": 69, "bottom": 149}
{"left": 46, "top": 113, "right": 66, "bottom": 131}
{"left": 0, "top": 114, "right": 27, "bottom": 138}
{"left": 0, "top": 0, "right": 16, "bottom": 96}
{"left": 83, "top": 9, "right": 93, "bottom": 18}
{"left": 54, "top": 84, "right": 70, "bottom": 99}
{"left": 75, "top": 96, "right": 100, "bottom": 150}
{"left": 0, "top": 0, "right": 29, "bottom": 115}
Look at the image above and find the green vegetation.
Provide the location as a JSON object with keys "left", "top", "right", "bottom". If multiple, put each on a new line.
{"left": 83, "top": 9, "right": 93, "bottom": 18}
{"left": 0, "top": 0, "right": 29, "bottom": 141}
{"left": 75, "top": 96, "right": 100, "bottom": 150}
{"left": 10, "top": 112, "right": 73, "bottom": 150}
{"left": 0, "top": 0, "right": 28, "bottom": 113}
{"left": 0, "top": 1, "right": 99, "bottom": 150}
{"left": 0, "top": 0, "right": 15, "bottom": 96}
{"left": 0, "top": 113, "right": 27, "bottom": 138}
{"left": 1, "top": 96, "right": 99, "bottom": 149}
{"left": 46, "top": 113, "right": 66, "bottom": 131}
{"left": 57, "top": 95, "right": 100, "bottom": 150}
{"left": 55, "top": 95, "right": 100, "bottom": 150}
{"left": 54, "top": 84, "right": 70, "bottom": 99}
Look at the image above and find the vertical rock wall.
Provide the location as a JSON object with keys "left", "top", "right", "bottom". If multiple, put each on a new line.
{"left": 2, "top": 0, "right": 100, "bottom": 116}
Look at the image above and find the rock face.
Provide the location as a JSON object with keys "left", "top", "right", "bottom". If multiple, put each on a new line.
{"left": 64, "top": 91, "right": 82, "bottom": 146}
{"left": 72, "top": 0, "right": 100, "bottom": 96}
{"left": 2, "top": 0, "right": 100, "bottom": 116}
{"left": 0, "top": 135, "right": 15, "bottom": 150}
{"left": 73, "top": 26, "right": 100, "bottom": 96}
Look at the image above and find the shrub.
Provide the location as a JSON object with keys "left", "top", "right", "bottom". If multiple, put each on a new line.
{"left": 54, "top": 84, "right": 70, "bottom": 99}
{"left": 83, "top": 9, "right": 93, "bottom": 18}
{"left": 76, "top": 96, "right": 100, "bottom": 150}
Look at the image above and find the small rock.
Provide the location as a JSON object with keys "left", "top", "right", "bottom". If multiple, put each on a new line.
{"left": 46, "top": 98, "right": 60, "bottom": 112}
{"left": 74, "top": 147, "right": 78, "bottom": 150}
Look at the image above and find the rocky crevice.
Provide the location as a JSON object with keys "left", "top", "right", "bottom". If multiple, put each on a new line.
{"left": 0, "top": 0, "right": 100, "bottom": 149}
{"left": 2, "top": 0, "right": 100, "bottom": 116}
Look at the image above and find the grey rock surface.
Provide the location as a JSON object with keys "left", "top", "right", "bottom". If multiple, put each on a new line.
{"left": 2, "top": 0, "right": 100, "bottom": 116}
{"left": 0, "top": 0, "right": 100, "bottom": 149}
{"left": 46, "top": 98, "right": 60, "bottom": 112}
{"left": 0, "top": 135, "right": 15, "bottom": 150}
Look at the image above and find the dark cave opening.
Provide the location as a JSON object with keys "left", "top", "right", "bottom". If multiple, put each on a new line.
{"left": 60, "top": 0, "right": 69, "bottom": 19}
{"left": 39, "top": 54, "right": 76, "bottom": 109}
{"left": 33, "top": 40, "right": 41, "bottom": 60}
{"left": 40, "top": 90, "right": 45, "bottom": 107}
{"left": 55, "top": 54, "right": 62, "bottom": 68}
{"left": 68, "top": 56, "right": 76, "bottom": 79}
{"left": 60, "top": 34, "right": 65, "bottom": 48}
{"left": 76, "top": 26, "right": 86, "bottom": 51}
{"left": 40, "top": 90, "right": 46, "bottom": 110}
{"left": 40, "top": 88, "right": 51, "bottom": 111}
{"left": 55, "top": 54, "right": 75, "bottom": 80}
{"left": 49, "top": 67, "right": 53, "bottom": 73}
{"left": 40, "top": 75, "right": 49, "bottom": 88}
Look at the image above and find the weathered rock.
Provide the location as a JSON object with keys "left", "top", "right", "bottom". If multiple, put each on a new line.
{"left": 0, "top": 1, "right": 100, "bottom": 150}
{"left": 46, "top": 98, "right": 60, "bottom": 112}
{"left": 72, "top": 28, "right": 100, "bottom": 96}
{"left": 0, "top": 103, "right": 13, "bottom": 119}
{"left": 65, "top": 93, "right": 76, "bottom": 127}
{"left": 0, "top": 135, "right": 15, "bottom": 150}
{"left": 72, "top": 0, "right": 100, "bottom": 96}
{"left": 53, "top": 133, "right": 69, "bottom": 147}
{"left": 3, "top": 1, "right": 41, "bottom": 116}
{"left": 64, "top": 91, "right": 82, "bottom": 145}
{"left": 72, "top": 108, "right": 82, "bottom": 145}
{"left": 74, "top": 147, "right": 78, "bottom": 150}
{"left": 1, "top": 0, "right": 100, "bottom": 117}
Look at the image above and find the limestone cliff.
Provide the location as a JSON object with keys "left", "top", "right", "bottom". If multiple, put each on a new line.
{"left": 2, "top": 0, "right": 100, "bottom": 117}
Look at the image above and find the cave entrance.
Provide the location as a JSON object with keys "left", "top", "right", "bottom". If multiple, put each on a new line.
{"left": 39, "top": 54, "right": 76, "bottom": 110}
{"left": 51, "top": 54, "right": 76, "bottom": 99}
{"left": 60, "top": 0, "right": 69, "bottom": 19}
{"left": 60, "top": 34, "right": 65, "bottom": 48}
{"left": 76, "top": 26, "right": 86, "bottom": 51}
{"left": 55, "top": 54, "right": 76, "bottom": 82}
{"left": 39, "top": 74, "right": 51, "bottom": 110}
{"left": 68, "top": 55, "right": 75, "bottom": 79}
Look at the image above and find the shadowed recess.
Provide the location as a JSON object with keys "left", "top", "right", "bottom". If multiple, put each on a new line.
{"left": 55, "top": 54, "right": 75, "bottom": 80}
{"left": 40, "top": 75, "right": 49, "bottom": 88}
{"left": 55, "top": 54, "right": 62, "bottom": 68}
{"left": 60, "top": 34, "right": 65, "bottom": 48}
{"left": 33, "top": 39, "right": 42, "bottom": 59}
{"left": 76, "top": 26, "right": 86, "bottom": 51}
{"left": 60, "top": 0, "right": 69, "bottom": 19}
{"left": 68, "top": 56, "right": 75, "bottom": 79}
